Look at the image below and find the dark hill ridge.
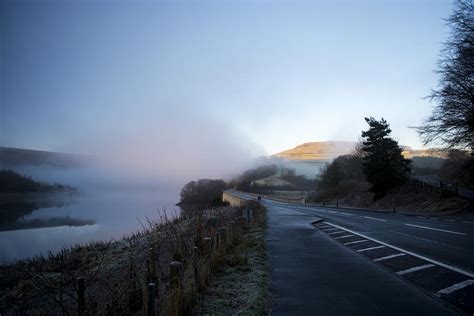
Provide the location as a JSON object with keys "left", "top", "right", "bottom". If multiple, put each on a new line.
{"left": 0, "top": 146, "right": 89, "bottom": 168}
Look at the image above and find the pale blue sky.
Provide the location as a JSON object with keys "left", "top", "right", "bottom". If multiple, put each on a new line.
{"left": 1, "top": 0, "right": 453, "bottom": 160}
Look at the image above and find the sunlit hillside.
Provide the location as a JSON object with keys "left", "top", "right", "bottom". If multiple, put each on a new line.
{"left": 273, "top": 141, "right": 446, "bottom": 161}
{"left": 273, "top": 141, "right": 356, "bottom": 161}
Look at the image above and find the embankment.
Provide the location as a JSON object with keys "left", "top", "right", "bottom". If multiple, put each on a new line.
{"left": 0, "top": 197, "right": 266, "bottom": 315}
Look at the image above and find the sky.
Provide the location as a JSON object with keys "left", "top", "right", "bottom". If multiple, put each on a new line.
{"left": 1, "top": 0, "right": 453, "bottom": 167}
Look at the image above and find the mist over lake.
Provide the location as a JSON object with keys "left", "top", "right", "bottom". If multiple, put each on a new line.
{"left": 284, "top": 161, "right": 327, "bottom": 179}
{"left": 0, "top": 188, "right": 180, "bottom": 262}
{"left": 0, "top": 144, "right": 258, "bottom": 262}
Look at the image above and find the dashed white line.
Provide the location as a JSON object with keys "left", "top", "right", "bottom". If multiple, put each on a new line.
{"left": 436, "top": 279, "right": 474, "bottom": 295}
{"left": 325, "top": 222, "right": 474, "bottom": 278}
{"left": 404, "top": 223, "right": 466, "bottom": 235}
{"left": 328, "top": 231, "right": 346, "bottom": 235}
{"left": 322, "top": 228, "right": 340, "bottom": 232}
{"left": 462, "top": 221, "right": 474, "bottom": 224}
{"left": 344, "top": 239, "right": 370, "bottom": 246}
{"left": 396, "top": 264, "right": 436, "bottom": 275}
{"left": 363, "top": 216, "right": 387, "bottom": 222}
{"left": 338, "top": 212, "right": 353, "bottom": 216}
{"left": 374, "top": 253, "right": 406, "bottom": 262}
{"left": 334, "top": 234, "right": 355, "bottom": 240}
{"left": 446, "top": 219, "right": 456, "bottom": 222}
{"left": 357, "top": 245, "right": 385, "bottom": 252}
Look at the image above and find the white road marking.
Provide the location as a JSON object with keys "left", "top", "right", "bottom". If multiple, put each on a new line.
{"left": 417, "top": 216, "right": 425, "bottom": 219}
{"left": 325, "top": 222, "right": 474, "bottom": 278}
{"left": 404, "top": 223, "right": 466, "bottom": 235}
{"left": 462, "top": 221, "right": 474, "bottom": 224}
{"left": 328, "top": 231, "right": 346, "bottom": 235}
{"left": 327, "top": 210, "right": 339, "bottom": 214}
{"left": 338, "top": 212, "right": 353, "bottom": 216}
{"left": 436, "top": 279, "right": 474, "bottom": 295}
{"left": 357, "top": 245, "right": 385, "bottom": 252}
{"left": 396, "top": 264, "right": 436, "bottom": 275}
{"left": 344, "top": 239, "right": 370, "bottom": 245}
{"left": 446, "top": 219, "right": 456, "bottom": 222}
{"left": 374, "top": 253, "right": 406, "bottom": 262}
{"left": 322, "top": 228, "right": 340, "bottom": 232}
{"left": 363, "top": 216, "right": 387, "bottom": 222}
{"left": 334, "top": 234, "right": 355, "bottom": 240}
{"left": 430, "top": 217, "right": 439, "bottom": 220}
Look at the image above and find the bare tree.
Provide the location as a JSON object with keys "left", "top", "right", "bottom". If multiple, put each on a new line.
{"left": 417, "top": 0, "right": 474, "bottom": 151}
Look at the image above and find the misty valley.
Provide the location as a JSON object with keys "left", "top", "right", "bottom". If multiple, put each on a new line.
{"left": 1, "top": 1, "right": 474, "bottom": 314}
{"left": 0, "top": 166, "right": 180, "bottom": 262}
{"left": 0, "top": 188, "right": 179, "bottom": 262}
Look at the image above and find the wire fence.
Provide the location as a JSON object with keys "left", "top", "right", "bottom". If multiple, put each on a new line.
{"left": 410, "top": 178, "right": 458, "bottom": 197}
{"left": 1, "top": 198, "right": 264, "bottom": 316}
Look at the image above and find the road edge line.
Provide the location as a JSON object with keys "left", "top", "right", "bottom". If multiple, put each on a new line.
{"left": 325, "top": 222, "right": 474, "bottom": 278}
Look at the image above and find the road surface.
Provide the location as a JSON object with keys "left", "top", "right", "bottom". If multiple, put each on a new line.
{"left": 231, "top": 190, "right": 474, "bottom": 314}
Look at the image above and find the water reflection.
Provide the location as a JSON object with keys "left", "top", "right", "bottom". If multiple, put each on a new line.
{"left": 0, "top": 189, "right": 179, "bottom": 262}
{"left": 0, "top": 193, "right": 84, "bottom": 230}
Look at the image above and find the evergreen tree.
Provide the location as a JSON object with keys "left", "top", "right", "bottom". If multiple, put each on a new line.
{"left": 361, "top": 117, "right": 411, "bottom": 198}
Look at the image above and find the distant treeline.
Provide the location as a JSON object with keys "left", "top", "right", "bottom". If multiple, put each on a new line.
{"left": 437, "top": 150, "right": 474, "bottom": 189}
{"left": 227, "top": 164, "right": 278, "bottom": 192}
{"left": 314, "top": 118, "right": 474, "bottom": 203}
{"left": 227, "top": 164, "right": 314, "bottom": 193}
{"left": 0, "top": 169, "right": 76, "bottom": 194}
{"left": 179, "top": 164, "right": 315, "bottom": 207}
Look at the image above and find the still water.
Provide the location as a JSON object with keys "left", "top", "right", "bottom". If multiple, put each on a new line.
{"left": 0, "top": 189, "right": 179, "bottom": 262}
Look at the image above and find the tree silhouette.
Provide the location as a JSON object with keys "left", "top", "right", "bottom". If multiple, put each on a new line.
{"left": 418, "top": 0, "right": 474, "bottom": 151}
{"left": 361, "top": 117, "right": 411, "bottom": 198}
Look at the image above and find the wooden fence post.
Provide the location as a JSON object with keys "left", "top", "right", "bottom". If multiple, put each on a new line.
{"left": 215, "top": 231, "right": 220, "bottom": 252}
{"left": 230, "top": 221, "right": 236, "bottom": 243}
{"left": 147, "top": 282, "right": 156, "bottom": 316}
{"left": 203, "top": 237, "right": 212, "bottom": 280}
{"left": 193, "top": 246, "right": 199, "bottom": 290}
{"left": 149, "top": 247, "right": 157, "bottom": 283}
{"left": 170, "top": 261, "right": 183, "bottom": 315}
{"left": 77, "top": 277, "right": 85, "bottom": 316}
{"left": 218, "top": 227, "right": 227, "bottom": 248}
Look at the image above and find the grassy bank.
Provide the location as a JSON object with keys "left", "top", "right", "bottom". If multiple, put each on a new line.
{"left": 195, "top": 208, "right": 269, "bottom": 315}
{"left": 312, "top": 181, "right": 468, "bottom": 215}
{"left": 0, "top": 201, "right": 267, "bottom": 315}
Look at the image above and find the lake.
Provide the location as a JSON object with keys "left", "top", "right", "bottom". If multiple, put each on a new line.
{"left": 0, "top": 188, "right": 180, "bottom": 262}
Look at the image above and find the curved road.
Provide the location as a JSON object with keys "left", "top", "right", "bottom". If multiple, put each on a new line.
{"left": 231, "top": 190, "right": 474, "bottom": 314}
{"left": 234, "top": 190, "right": 474, "bottom": 275}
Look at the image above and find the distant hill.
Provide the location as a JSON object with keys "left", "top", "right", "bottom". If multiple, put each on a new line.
{"left": 273, "top": 141, "right": 356, "bottom": 161}
{"left": 273, "top": 141, "right": 446, "bottom": 161}
{"left": 400, "top": 148, "right": 447, "bottom": 159}
{"left": 0, "top": 147, "right": 89, "bottom": 168}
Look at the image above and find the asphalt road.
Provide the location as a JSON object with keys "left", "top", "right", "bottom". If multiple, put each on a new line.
{"left": 230, "top": 190, "right": 474, "bottom": 314}
{"left": 234, "top": 190, "right": 474, "bottom": 275}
